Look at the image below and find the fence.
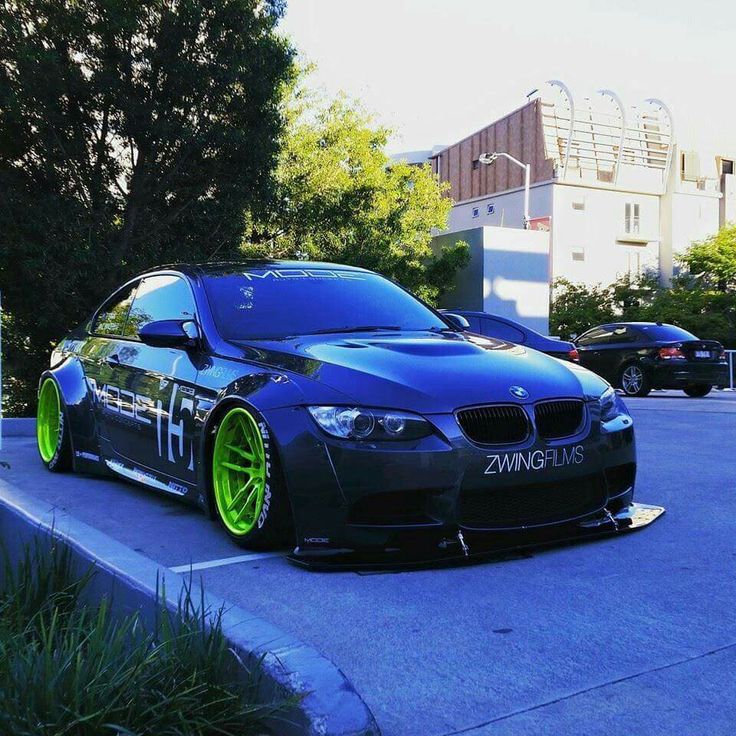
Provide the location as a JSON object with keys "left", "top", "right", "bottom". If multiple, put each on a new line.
{"left": 726, "top": 350, "right": 736, "bottom": 391}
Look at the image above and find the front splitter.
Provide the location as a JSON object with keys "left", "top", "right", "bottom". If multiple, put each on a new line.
{"left": 287, "top": 502, "right": 665, "bottom": 572}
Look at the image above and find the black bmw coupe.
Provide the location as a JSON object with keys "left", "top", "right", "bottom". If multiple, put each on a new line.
{"left": 574, "top": 322, "right": 729, "bottom": 397}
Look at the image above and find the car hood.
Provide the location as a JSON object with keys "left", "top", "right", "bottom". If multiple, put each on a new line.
{"left": 232, "top": 331, "right": 609, "bottom": 413}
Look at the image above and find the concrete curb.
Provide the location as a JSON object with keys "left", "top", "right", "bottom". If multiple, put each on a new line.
{"left": 2, "top": 417, "right": 35, "bottom": 437}
{"left": 0, "top": 476, "right": 380, "bottom": 736}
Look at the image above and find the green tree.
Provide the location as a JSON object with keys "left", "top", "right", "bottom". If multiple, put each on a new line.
{"left": 549, "top": 278, "right": 616, "bottom": 339}
{"left": 681, "top": 223, "right": 736, "bottom": 290}
{"left": 243, "top": 86, "right": 468, "bottom": 303}
{"left": 0, "top": 0, "right": 294, "bottom": 414}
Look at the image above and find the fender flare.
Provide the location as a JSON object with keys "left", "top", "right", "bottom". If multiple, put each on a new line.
{"left": 41, "top": 357, "right": 103, "bottom": 473}
{"left": 196, "top": 377, "right": 295, "bottom": 517}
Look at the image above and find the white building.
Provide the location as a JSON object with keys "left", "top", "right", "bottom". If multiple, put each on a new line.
{"left": 397, "top": 82, "right": 736, "bottom": 288}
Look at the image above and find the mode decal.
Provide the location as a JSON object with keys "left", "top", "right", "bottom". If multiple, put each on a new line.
{"left": 241, "top": 269, "right": 364, "bottom": 281}
{"left": 87, "top": 378, "right": 195, "bottom": 471}
{"left": 485, "top": 445, "right": 584, "bottom": 475}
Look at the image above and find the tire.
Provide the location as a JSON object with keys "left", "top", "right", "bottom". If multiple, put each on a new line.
{"left": 684, "top": 384, "right": 712, "bottom": 398}
{"left": 210, "top": 405, "right": 291, "bottom": 549}
{"left": 36, "top": 377, "right": 73, "bottom": 471}
{"left": 619, "top": 363, "right": 651, "bottom": 397}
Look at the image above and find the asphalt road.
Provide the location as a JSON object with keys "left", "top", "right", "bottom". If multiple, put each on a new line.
{"left": 2, "top": 391, "right": 736, "bottom": 736}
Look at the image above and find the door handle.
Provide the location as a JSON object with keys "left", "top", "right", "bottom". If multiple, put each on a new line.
{"left": 105, "top": 353, "right": 120, "bottom": 366}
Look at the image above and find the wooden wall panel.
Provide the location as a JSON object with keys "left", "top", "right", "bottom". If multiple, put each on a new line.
{"left": 430, "top": 99, "right": 555, "bottom": 202}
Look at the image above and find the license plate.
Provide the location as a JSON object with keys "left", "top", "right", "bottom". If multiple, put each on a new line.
{"left": 695, "top": 350, "right": 710, "bottom": 359}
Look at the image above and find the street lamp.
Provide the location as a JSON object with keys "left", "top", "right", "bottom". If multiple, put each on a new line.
{"left": 478, "top": 152, "right": 531, "bottom": 229}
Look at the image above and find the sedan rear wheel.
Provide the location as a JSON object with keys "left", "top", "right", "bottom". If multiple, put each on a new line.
{"left": 683, "top": 384, "right": 712, "bottom": 398}
{"left": 36, "top": 377, "right": 72, "bottom": 471}
{"left": 211, "top": 406, "right": 290, "bottom": 548}
{"left": 620, "top": 364, "right": 651, "bottom": 397}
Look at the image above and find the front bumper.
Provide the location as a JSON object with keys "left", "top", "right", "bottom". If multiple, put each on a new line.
{"left": 287, "top": 502, "right": 665, "bottom": 571}
{"left": 263, "top": 402, "right": 660, "bottom": 568}
{"left": 650, "top": 361, "right": 730, "bottom": 388}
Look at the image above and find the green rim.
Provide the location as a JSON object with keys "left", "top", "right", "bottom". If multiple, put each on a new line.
{"left": 37, "top": 378, "right": 61, "bottom": 463}
{"left": 212, "top": 407, "right": 267, "bottom": 536}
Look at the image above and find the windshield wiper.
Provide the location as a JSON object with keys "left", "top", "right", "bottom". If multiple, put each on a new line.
{"left": 303, "top": 325, "right": 403, "bottom": 336}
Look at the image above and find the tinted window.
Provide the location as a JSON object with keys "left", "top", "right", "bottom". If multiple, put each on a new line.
{"left": 638, "top": 324, "right": 697, "bottom": 341}
{"left": 127, "top": 275, "right": 196, "bottom": 335}
{"left": 202, "top": 268, "right": 447, "bottom": 340}
{"left": 93, "top": 282, "right": 138, "bottom": 337}
{"left": 608, "top": 326, "right": 637, "bottom": 344}
{"left": 481, "top": 318, "right": 525, "bottom": 343}
{"left": 576, "top": 327, "right": 611, "bottom": 346}
{"left": 462, "top": 315, "right": 482, "bottom": 333}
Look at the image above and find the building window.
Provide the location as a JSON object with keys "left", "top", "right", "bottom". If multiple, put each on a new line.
{"left": 723, "top": 159, "right": 734, "bottom": 175}
{"left": 624, "top": 203, "right": 640, "bottom": 234}
{"left": 487, "top": 203, "right": 495, "bottom": 215}
{"left": 472, "top": 159, "right": 480, "bottom": 171}
{"left": 472, "top": 207, "right": 479, "bottom": 218}
{"left": 572, "top": 246, "right": 585, "bottom": 262}
{"left": 572, "top": 200, "right": 585, "bottom": 210}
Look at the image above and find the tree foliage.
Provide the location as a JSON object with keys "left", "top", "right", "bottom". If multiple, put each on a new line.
{"left": 243, "top": 84, "right": 468, "bottom": 303}
{"left": 680, "top": 223, "right": 736, "bottom": 291}
{"left": 0, "top": 0, "right": 294, "bottom": 413}
{"left": 551, "top": 269, "right": 736, "bottom": 347}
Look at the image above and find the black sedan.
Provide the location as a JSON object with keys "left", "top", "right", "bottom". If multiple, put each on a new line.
{"left": 574, "top": 322, "right": 729, "bottom": 397}
{"left": 443, "top": 310, "right": 579, "bottom": 361}
{"left": 37, "top": 262, "right": 662, "bottom": 568}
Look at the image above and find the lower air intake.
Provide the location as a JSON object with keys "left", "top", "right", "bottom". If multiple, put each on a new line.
{"left": 458, "top": 474, "right": 607, "bottom": 529}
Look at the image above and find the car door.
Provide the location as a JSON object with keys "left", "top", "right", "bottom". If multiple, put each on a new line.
{"left": 81, "top": 279, "right": 143, "bottom": 462}
{"left": 575, "top": 326, "right": 616, "bottom": 379}
{"left": 109, "top": 273, "right": 202, "bottom": 490}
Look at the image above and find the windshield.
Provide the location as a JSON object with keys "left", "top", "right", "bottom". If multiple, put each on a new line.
{"left": 202, "top": 267, "right": 448, "bottom": 340}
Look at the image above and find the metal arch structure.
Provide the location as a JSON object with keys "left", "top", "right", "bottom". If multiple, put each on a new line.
{"left": 546, "top": 80, "right": 575, "bottom": 179}
{"left": 644, "top": 98, "right": 675, "bottom": 192}
{"left": 597, "top": 89, "right": 627, "bottom": 185}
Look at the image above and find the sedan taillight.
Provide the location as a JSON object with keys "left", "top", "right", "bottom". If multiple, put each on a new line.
{"left": 658, "top": 346, "right": 686, "bottom": 360}
{"left": 567, "top": 348, "right": 580, "bottom": 362}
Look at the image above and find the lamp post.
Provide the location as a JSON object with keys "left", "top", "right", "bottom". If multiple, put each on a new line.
{"left": 478, "top": 152, "right": 531, "bottom": 229}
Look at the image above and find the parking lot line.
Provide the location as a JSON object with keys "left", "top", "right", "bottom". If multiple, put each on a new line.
{"left": 169, "top": 551, "right": 282, "bottom": 573}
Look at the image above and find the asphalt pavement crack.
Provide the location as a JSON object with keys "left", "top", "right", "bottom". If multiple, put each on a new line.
{"left": 441, "top": 640, "right": 736, "bottom": 735}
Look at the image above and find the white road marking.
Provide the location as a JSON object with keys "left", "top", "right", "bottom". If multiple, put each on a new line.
{"left": 170, "top": 551, "right": 282, "bottom": 573}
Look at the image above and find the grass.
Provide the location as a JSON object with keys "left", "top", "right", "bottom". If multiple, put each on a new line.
{"left": 0, "top": 539, "right": 283, "bottom": 736}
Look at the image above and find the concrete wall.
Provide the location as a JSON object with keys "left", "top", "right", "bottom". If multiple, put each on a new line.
{"left": 668, "top": 190, "right": 722, "bottom": 275}
{"left": 433, "top": 226, "right": 550, "bottom": 335}
{"left": 551, "top": 184, "right": 661, "bottom": 286}
{"left": 445, "top": 182, "right": 554, "bottom": 232}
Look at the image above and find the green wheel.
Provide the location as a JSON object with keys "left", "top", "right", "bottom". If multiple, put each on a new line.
{"left": 211, "top": 406, "right": 290, "bottom": 547}
{"left": 37, "top": 377, "right": 71, "bottom": 471}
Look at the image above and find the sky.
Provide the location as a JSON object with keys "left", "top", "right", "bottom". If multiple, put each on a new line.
{"left": 280, "top": 0, "right": 736, "bottom": 157}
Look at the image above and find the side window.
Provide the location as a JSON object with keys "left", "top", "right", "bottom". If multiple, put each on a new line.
{"left": 608, "top": 326, "right": 645, "bottom": 344}
{"left": 127, "top": 275, "right": 196, "bottom": 335}
{"left": 463, "top": 316, "right": 482, "bottom": 333}
{"left": 482, "top": 318, "right": 525, "bottom": 343}
{"left": 576, "top": 327, "right": 610, "bottom": 346}
{"left": 92, "top": 282, "right": 139, "bottom": 337}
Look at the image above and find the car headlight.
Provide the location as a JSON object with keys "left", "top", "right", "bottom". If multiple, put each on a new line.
{"left": 599, "top": 387, "right": 628, "bottom": 422}
{"left": 308, "top": 406, "right": 433, "bottom": 441}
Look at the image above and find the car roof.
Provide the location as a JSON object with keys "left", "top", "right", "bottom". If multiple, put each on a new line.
{"left": 135, "top": 260, "right": 373, "bottom": 279}
{"left": 444, "top": 310, "right": 525, "bottom": 327}
{"left": 595, "top": 322, "right": 671, "bottom": 329}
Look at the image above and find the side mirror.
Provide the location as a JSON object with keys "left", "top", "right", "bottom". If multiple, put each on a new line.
{"left": 443, "top": 313, "right": 471, "bottom": 331}
{"left": 138, "top": 320, "right": 200, "bottom": 349}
